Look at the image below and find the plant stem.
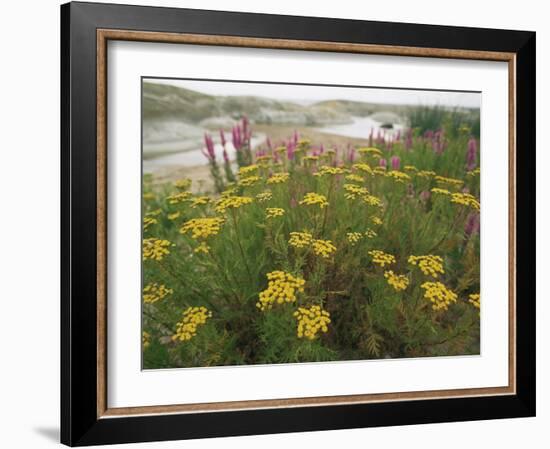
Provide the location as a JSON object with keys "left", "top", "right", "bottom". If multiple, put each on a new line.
{"left": 230, "top": 208, "right": 253, "bottom": 284}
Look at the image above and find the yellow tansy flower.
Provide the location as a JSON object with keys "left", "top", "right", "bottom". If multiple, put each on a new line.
{"left": 172, "top": 306, "right": 213, "bottom": 342}
{"left": 256, "top": 271, "right": 305, "bottom": 311}
{"left": 294, "top": 305, "right": 331, "bottom": 340}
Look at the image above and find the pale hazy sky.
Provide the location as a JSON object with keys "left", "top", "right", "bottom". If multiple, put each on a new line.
{"left": 145, "top": 78, "right": 481, "bottom": 109}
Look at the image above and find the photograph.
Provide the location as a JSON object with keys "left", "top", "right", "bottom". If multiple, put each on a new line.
{"left": 141, "top": 78, "right": 482, "bottom": 369}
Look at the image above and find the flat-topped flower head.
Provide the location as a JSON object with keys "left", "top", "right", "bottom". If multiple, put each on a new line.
{"left": 142, "top": 331, "right": 151, "bottom": 348}
{"left": 238, "top": 175, "right": 261, "bottom": 187}
{"left": 435, "top": 175, "right": 464, "bottom": 187}
{"left": 408, "top": 255, "right": 445, "bottom": 278}
{"left": 143, "top": 216, "right": 158, "bottom": 231}
{"left": 404, "top": 165, "right": 418, "bottom": 172}
{"left": 315, "top": 165, "right": 347, "bottom": 176}
{"left": 345, "top": 174, "right": 365, "bottom": 183}
{"left": 386, "top": 170, "right": 411, "bottom": 183}
{"left": 368, "top": 250, "right": 395, "bottom": 267}
{"left": 421, "top": 282, "right": 457, "bottom": 311}
{"left": 294, "top": 305, "right": 331, "bottom": 340}
{"left": 167, "top": 211, "right": 181, "bottom": 221}
{"left": 343, "top": 184, "right": 369, "bottom": 200}
{"left": 238, "top": 164, "right": 259, "bottom": 177}
{"left": 190, "top": 196, "right": 210, "bottom": 208}
{"left": 364, "top": 228, "right": 377, "bottom": 239}
{"left": 143, "top": 283, "right": 173, "bottom": 304}
{"left": 431, "top": 187, "right": 451, "bottom": 196}
{"left": 299, "top": 192, "right": 329, "bottom": 209}
{"left": 450, "top": 192, "right": 480, "bottom": 211}
{"left": 363, "top": 195, "right": 382, "bottom": 207}
{"left": 172, "top": 306, "right": 213, "bottom": 342}
{"left": 166, "top": 191, "right": 192, "bottom": 205}
{"left": 256, "top": 271, "right": 306, "bottom": 311}
{"left": 384, "top": 271, "right": 409, "bottom": 291}
{"left": 256, "top": 190, "right": 273, "bottom": 202}
{"left": 180, "top": 217, "right": 224, "bottom": 240}
{"left": 215, "top": 195, "right": 254, "bottom": 213}
{"left": 266, "top": 207, "right": 285, "bottom": 219}
{"left": 347, "top": 232, "right": 363, "bottom": 245}
{"left": 289, "top": 231, "right": 313, "bottom": 248}
{"left": 468, "top": 293, "right": 480, "bottom": 315}
{"left": 267, "top": 172, "right": 290, "bottom": 184}
{"left": 358, "top": 147, "right": 382, "bottom": 157}
{"left": 142, "top": 238, "right": 172, "bottom": 261}
{"left": 371, "top": 216, "right": 383, "bottom": 226}
{"left": 352, "top": 163, "right": 374, "bottom": 175}
{"left": 312, "top": 239, "right": 337, "bottom": 259}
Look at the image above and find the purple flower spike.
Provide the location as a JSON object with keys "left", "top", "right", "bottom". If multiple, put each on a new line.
{"left": 391, "top": 156, "right": 401, "bottom": 170}
{"left": 203, "top": 132, "right": 216, "bottom": 162}
{"left": 266, "top": 137, "right": 273, "bottom": 152}
{"left": 379, "top": 158, "right": 387, "bottom": 168}
{"left": 232, "top": 125, "right": 242, "bottom": 151}
{"left": 349, "top": 146, "right": 356, "bottom": 163}
{"left": 420, "top": 190, "right": 431, "bottom": 202}
{"left": 432, "top": 130, "right": 446, "bottom": 154}
{"left": 466, "top": 137, "right": 478, "bottom": 171}
{"left": 465, "top": 212, "right": 480, "bottom": 237}
{"left": 219, "top": 129, "right": 226, "bottom": 147}
{"left": 222, "top": 147, "right": 229, "bottom": 163}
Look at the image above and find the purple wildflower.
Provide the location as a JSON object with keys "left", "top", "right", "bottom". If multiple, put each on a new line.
{"left": 419, "top": 190, "right": 431, "bottom": 202}
{"left": 379, "top": 158, "right": 387, "bottom": 168}
{"left": 465, "top": 212, "right": 480, "bottom": 237}
{"left": 391, "top": 156, "right": 401, "bottom": 170}
{"left": 203, "top": 133, "right": 216, "bottom": 162}
{"left": 405, "top": 128, "right": 413, "bottom": 151}
{"left": 466, "top": 137, "right": 478, "bottom": 171}
{"left": 219, "top": 129, "right": 226, "bottom": 147}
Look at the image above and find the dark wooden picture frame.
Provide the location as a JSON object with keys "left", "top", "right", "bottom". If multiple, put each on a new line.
{"left": 61, "top": 1, "right": 536, "bottom": 446}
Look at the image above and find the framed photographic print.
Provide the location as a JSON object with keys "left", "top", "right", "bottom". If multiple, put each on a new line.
{"left": 60, "top": 1, "right": 536, "bottom": 446}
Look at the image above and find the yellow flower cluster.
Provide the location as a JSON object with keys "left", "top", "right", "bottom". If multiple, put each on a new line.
{"left": 353, "top": 163, "right": 374, "bottom": 175}
{"left": 166, "top": 191, "right": 191, "bottom": 205}
{"left": 467, "top": 168, "right": 481, "bottom": 177}
{"left": 256, "top": 154, "right": 273, "bottom": 163}
{"left": 294, "top": 305, "right": 331, "bottom": 340}
{"left": 365, "top": 228, "right": 377, "bottom": 239}
{"left": 343, "top": 183, "right": 369, "bottom": 200}
{"left": 146, "top": 208, "right": 162, "bottom": 217}
{"left": 435, "top": 175, "right": 464, "bottom": 187}
{"left": 142, "top": 331, "right": 151, "bottom": 348}
{"left": 372, "top": 216, "right": 383, "bottom": 226}
{"left": 312, "top": 239, "right": 337, "bottom": 259}
{"left": 431, "top": 187, "right": 451, "bottom": 196}
{"left": 238, "top": 175, "right": 261, "bottom": 187}
{"left": 143, "top": 192, "right": 155, "bottom": 201}
{"left": 266, "top": 207, "right": 285, "bottom": 219}
{"left": 215, "top": 195, "right": 254, "bottom": 213}
{"left": 194, "top": 242, "right": 211, "bottom": 254}
{"left": 315, "top": 165, "right": 347, "bottom": 176}
{"left": 167, "top": 212, "right": 181, "bottom": 221}
{"left": 143, "top": 216, "right": 158, "bottom": 231}
{"left": 303, "top": 155, "right": 319, "bottom": 162}
{"left": 347, "top": 232, "right": 363, "bottom": 245}
{"left": 468, "top": 293, "right": 480, "bottom": 309}
{"left": 363, "top": 195, "right": 382, "bottom": 207}
{"left": 143, "top": 283, "right": 173, "bottom": 304}
{"left": 404, "top": 165, "right": 418, "bottom": 172}
{"left": 368, "top": 250, "right": 396, "bottom": 267}
{"left": 180, "top": 217, "right": 224, "bottom": 240}
{"left": 421, "top": 282, "right": 457, "bottom": 311}
{"left": 384, "top": 270, "right": 409, "bottom": 291}
{"left": 267, "top": 172, "right": 290, "bottom": 184}
{"left": 275, "top": 146, "right": 287, "bottom": 154}
{"left": 143, "top": 238, "right": 172, "bottom": 261}
{"left": 172, "top": 306, "right": 213, "bottom": 342}
{"left": 386, "top": 171, "right": 411, "bottom": 183}
{"left": 238, "top": 165, "right": 259, "bottom": 176}
{"left": 174, "top": 178, "right": 192, "bottom": 190}
{"left": 450, "top": 192, "right": 480, "bottom": 211}
{"left": 358, "top": 147, "right": 382, "bottom": 156}
{"left": 373, "top": 166, "right": 387, "bottom": 175}
{"left": 289, "top": 231, "right": 313, "bottom": 248}
{"left": 299, "top": 192, "right": 329, "bottom": 208}
{"left": 408, "top": 255, "right": 444, "bottom": 278}
{"left": 346, "top": 174, "right": 365, "bottom": 183}
{"left": 256, "top": 190, "right": 273, "bottom": 202}
{"left": 256, "top": 271, "right": 306, "bottom": 311}
{"left": 221, "top": 186, "right": 238, "bottom": 196}
{"left": 190, "top": 196, "right": 210, "bottom": 208}
{"left": 417, "top": 170, "right": 436, "bottom": 178}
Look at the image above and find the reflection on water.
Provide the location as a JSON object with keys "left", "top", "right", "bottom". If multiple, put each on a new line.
{"left": 317, "top": 116, "right": 404, "bottom": 140}
{"left": 143, "top": 116, "right": 404, "bottom": 172}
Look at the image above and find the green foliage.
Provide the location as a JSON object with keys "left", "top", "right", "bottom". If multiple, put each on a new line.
{"left": 141, "top": 118, "right": 480, "bottom": 368}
